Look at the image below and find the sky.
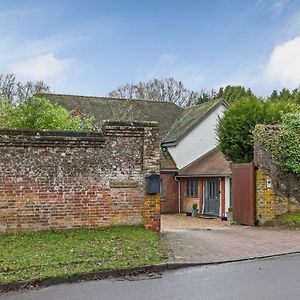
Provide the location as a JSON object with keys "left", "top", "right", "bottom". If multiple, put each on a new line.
{"left": 1, "top": 0, "right": 300, "bottom": 97}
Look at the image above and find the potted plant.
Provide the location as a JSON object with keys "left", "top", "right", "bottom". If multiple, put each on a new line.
{"left": 192, "top": 203, "right": 198, "bottom": 217}
{"left": 227, "top": 206, "right": 233, "bottom": 221}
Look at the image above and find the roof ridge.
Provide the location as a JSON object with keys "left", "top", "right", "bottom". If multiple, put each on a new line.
{"left": 36, "top": 92, "right": 183, "bottom": 108}
{"left": 183, "top": 98, "right": 222, "bottom": 110}
{"left": 162, "top": 99, "right": 226, "bottom": 144}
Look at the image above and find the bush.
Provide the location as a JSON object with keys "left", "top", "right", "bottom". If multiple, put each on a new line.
{"left": 217, "top": 97, "right": 299, "bottom": 163}
{"left": 0, "top": 97, "right": 94, "bottom": 131}
{"left": 217, "top": 97, "right": 265, "bottom": 163}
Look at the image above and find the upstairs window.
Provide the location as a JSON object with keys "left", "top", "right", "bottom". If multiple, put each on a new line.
{"left": 186, "top": 179, "right": 198, "bottom": 197}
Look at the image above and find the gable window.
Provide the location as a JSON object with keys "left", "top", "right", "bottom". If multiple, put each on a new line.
{"left": 186, "top": 179, "right": 198, "bottom": 197}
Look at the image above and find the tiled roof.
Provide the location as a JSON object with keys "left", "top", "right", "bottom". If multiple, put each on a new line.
{"left": 162, "top": 99, "right": 227, "bottom": 144}
{"left": 178, "top": 148, "right": 231, "bottom": 177}
{"left": 37, "top": 93, "right": 183, "bottom": 137}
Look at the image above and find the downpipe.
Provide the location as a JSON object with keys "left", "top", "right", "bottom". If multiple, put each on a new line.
{"left": 175, "top": 176, "right": 181, "bottom": 214}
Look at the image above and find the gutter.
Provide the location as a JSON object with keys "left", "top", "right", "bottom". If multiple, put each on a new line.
{"left": 174, "top": 176, "right": 181, "bottom": 214}
{"left": 176, "top": 173, "right": 232, "bottom": 178}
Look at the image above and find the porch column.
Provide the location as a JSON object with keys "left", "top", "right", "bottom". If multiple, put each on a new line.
{"left": 198, "top": 178, "right": 204, "bottom": 214}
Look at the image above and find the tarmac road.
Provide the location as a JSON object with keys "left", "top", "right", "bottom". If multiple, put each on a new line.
{"left": 2, "top": 254, "right": 300, "bottom": 300}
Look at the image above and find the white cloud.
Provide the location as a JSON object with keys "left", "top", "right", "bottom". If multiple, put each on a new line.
{"left": 264, "top": 36, "right": 300, "bottom": 88}
{"left": 147, "top": 53, "right": 205, "bottom": 90}
{"left": 214, "top": 36, "right": 300, "bottom": 96}
{"left": 11, "top": 53, "right": 73, "bottom": 82}
{"left": 270, "top": 0, "right": 290, "bottom": 16}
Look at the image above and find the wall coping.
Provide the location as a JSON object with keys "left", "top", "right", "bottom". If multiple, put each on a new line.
{"left": 0, "top": 121, "right": 159, "bottom": 146}
{"left": 101, "top": 120, "right": 159, "bottom": 128}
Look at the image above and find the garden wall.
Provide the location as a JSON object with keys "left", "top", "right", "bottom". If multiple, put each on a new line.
{"left": 0, "top": 121, "right": 161, "bottom": 233}
{"left": 254, "top": 125, "right": 300, "bottom": 225}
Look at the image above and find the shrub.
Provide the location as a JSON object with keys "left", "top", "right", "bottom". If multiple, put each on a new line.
{"left": 0, "top": 97, "right": 94, "bottom": 131}
{"left": 217, "top": 97, "right": 299, "bottom": 163}
{"left": 217, "top": 97, "right": 265, "bottom": 163}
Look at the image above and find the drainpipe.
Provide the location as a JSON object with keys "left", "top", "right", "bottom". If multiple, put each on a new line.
{"left": 175, "top": 176, "right": 181, "bottom": 214}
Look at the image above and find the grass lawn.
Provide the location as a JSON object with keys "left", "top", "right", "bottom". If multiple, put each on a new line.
{"left": 278, "top": 212, "right": 300, "bottom": 225}
{"left": 0, "top": 226, "right": 165, "bottom": 285}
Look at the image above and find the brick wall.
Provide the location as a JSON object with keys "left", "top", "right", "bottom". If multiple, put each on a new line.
{"left": 254, "top": 135, "right": 300, "bottom": 225}
{"left": 180, "top": 178, "right": 203, "bottom": 213}
{"left": 0, "top": 121, "right": 161, "bottom": 233}
{"left": 256, "top": 169, "right": 300, "bottom": 225}
{"left": 256, "top": 169, "right": 276, "bottom": 224}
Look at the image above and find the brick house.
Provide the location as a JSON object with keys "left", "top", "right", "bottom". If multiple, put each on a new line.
{"left": 161, "top": 100, "right": 232, "bottom": 217}
{"left": 40, "top": 93, "right": 232, "bottom": 218}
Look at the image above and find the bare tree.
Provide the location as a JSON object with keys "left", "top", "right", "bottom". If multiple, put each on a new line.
{"left": 0, "top": 74, "right": 16, "bottom": 101}
{"left": 108, "top": 77, "right": 200, "bottom": 107}
{"left": 0, "top": 73, "right": 50, "bottom": 103}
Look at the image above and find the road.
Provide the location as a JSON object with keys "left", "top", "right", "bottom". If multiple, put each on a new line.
{"left": 1, "top": 254, "right": 300, "bottom": 300}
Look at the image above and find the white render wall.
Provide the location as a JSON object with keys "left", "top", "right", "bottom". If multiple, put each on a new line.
{"left": 167, "top": 104, "right": 226, "bottom": 169}
{"left": 225, "top": 177, "right": 231, "bottom": 213}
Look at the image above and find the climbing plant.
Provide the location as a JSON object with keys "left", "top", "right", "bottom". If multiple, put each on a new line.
{"left": 253, "top": 113, "right": 300, "bottom": 178}
{"left": 281, "top": 113, "right": 300, "bottom": 177}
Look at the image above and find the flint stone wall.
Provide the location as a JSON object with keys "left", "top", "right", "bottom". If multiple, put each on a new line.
{"left": 0, "top": 121, "right": 160, "bottom": 233}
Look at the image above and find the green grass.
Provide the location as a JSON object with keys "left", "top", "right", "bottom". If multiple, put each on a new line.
{"left": 0, "top": 226, "right": 165, "bottom": 285}
{"left": 278, "top": 212, "right": 300, "bottom": 225}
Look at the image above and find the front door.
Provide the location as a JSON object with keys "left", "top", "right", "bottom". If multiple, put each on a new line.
{"left": 204, "top": 178, "right": 220, "bottom": 216}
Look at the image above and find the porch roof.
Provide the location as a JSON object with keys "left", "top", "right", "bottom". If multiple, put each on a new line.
{"left": 177, "top": 148, "right": 232, "bottom": 177}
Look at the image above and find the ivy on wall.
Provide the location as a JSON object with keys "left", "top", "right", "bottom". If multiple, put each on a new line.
{"left": 253, "top": 113, "right": 300, "bottom": 178}
{"left": 281, "top": 113, "right": 300, "bottom": 177}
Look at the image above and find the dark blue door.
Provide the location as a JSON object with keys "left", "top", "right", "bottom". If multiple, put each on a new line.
{"left": 204, "top": 178, "right": 220, "bottom": 216}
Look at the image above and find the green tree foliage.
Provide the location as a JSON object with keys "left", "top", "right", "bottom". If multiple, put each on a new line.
{"left": 281, "top": 112, "right": 300, "bottom": 177}
{"left": 268, "top": 87, "right": 300, "bottom": 104}
{"left": 216, "top": 85, "right": 255, "bottom": 103}
{"left": 217, "top": 98, "right": 264, "bottom": 163}
{"left": 0, "top": 97, "right": 93, "bottom": 130}
{"left": 217, "top": 97, "right": 299, "bottom": 163}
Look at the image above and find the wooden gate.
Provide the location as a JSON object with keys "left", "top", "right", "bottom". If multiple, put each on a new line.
{"left": 232, "top": 162, "right": 255, "bottom": 226}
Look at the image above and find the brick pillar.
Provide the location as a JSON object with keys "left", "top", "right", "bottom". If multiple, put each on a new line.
{"left": 143, "top": 125, "right": 161, "bottom": 231}
{"left": 256, "top": 169, "right": 276, "bottom": 225}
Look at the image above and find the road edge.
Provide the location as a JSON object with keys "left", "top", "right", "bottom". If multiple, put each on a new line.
{"left": 1, "top": 251, "right": 299, "bottom": 293}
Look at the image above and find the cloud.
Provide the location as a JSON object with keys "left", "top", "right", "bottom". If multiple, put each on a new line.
{"left": 147, "top": 53, "right": 205, "bottom": 90}
{"left": 264, "top": 36, "right": 300, "bottom": 88}
{"left": 213, "top": 36, "right": 300, "bottom": 96}
{"left": 270, "top": 0, "right": 290, "bottom": 16}
{"left": 11, "top": 53, "right": 73, "bottom": 82}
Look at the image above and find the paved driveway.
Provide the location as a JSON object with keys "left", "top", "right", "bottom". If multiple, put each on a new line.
{"left": 161, "top": 214, "right": 300, "bottom": 263}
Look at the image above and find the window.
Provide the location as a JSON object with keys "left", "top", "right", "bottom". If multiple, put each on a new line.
{"left": 186, "top": 179, "right": 198, "bottom": 197}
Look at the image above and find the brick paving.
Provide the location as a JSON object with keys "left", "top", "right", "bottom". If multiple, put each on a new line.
{"left": 161, "top": 214, "right": 300, "bottom": 263}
